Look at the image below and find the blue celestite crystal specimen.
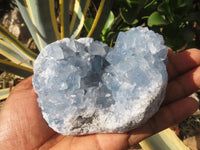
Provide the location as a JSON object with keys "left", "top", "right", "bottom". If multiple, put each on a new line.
{"left": 32, "top": 27, "right": 168, "bottom": 135}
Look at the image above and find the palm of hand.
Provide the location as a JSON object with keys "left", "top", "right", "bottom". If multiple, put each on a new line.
{"left": 0, "top": 49, "right": 200, "bottom": 150}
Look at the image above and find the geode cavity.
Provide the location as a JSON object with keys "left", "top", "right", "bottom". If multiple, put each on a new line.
{"left": 32, "top": 27, "right": 168, "bottom": 135}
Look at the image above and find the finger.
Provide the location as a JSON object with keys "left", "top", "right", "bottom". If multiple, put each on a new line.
{"left": 167, "top": 49, "right": 200, "bottom": 81}
{"left": 128, "top": 97, "right": 198, "bottom": 146}
{"left": 164, "top": 66, "right": 200, "bottom": 104}
{"left": 13, "top": 75, "right": 33, "bottom": 91}
{"left": 167, "top": 47, "right": 174, "bottom": 58}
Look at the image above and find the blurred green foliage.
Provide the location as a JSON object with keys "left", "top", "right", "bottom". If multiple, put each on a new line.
{"left": 100, "top": 0, "right": 200, "bottom": 50}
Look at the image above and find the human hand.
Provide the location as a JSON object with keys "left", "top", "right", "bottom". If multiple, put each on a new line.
{"left": 0, "top": 48, "right": 199, "bottom": 150}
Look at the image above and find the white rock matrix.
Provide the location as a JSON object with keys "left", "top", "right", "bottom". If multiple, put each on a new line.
{"left": 32, "top": 27, "right": 168, "bottom": 135}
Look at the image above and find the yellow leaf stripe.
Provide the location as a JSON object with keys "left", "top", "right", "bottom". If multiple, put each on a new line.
{"left": 0, "top": 59, "right": 33, "bottom": 73}
{"left": 23, "top": 0, "right": 43, "bottom": 50}
{"left": 0, "top": 41, "right": 22, "bottom": 64}
{"left": 59, "top": 0, "right": 70, "bottom": 39}
{"left": 70, "top": 0, "right": 91, "bottom": 39}
{"left": 0, "top": 40, "right": 33, "bottom": 69}
{"left": 49, "top": 0, "right": 60, "bottom": 40}
{"left": 0, "top": 24, "right": 37, "bottom": 61}
{"left": 60, "top": 0, "right": 65, "bottom": 39}
{"left": 87, "top": 0, "right": 105, "bottom": 37}
{"left": 69, "top": 0, "right": 80, "bottom": 35}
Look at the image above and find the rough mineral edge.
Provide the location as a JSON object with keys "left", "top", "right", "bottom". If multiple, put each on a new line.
{"left": 32, "top": 26, "right": 168, "bottom": 135}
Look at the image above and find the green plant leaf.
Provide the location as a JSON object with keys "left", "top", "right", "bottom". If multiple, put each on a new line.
{"left": 148, "top": 11, "right": 167, "bottom": 27}
{"left": 157, "top": 1, "right": 170, "bottom": 13}
{"left": 0, "top": 88, "right": 9, "bottom": 101}
{"left": 101, "top": 11, "right": 115, "bottom": 35}
{"left": 177, "top": 0, "right": 192, "bottom": 8}
{"left": 144, "top": 0, "right": 157, "bottom": 9}
{"left": 59, "top": 0, "right": 70, "bottom": 39}
{"left": 120, "top": 6, "right": 137, "bottom": 24}
{"left": 15, "top": 0, "right": 40, "bottom": 50}
{"left": 0, "top": 24, "right": 37, "bottom": 62}
{"left": 16, "top": 0, "right": 60, "bottom": 50}
{"left": 0, "top": 59, "right": 33, "bottom": 78}
{"left": 120, "top": 0, "right": 148, "bottom": 25}
{"left": 0, "top": 40, "right": 33, "bottom": 69}
{"left": 117, "top": 0, "right": 141, "bottom": 7}
{"left": 87, "top": 0, "right": 114, "bottom": 40}
{"left": 158, "top": 0, "right": 175, "bottom": 23}
{"left": 161, "top": 24, "right": 189, "bottom": 50}
{"left": 70, "top": 0, "right": 91, "bottom": 39}
{"left": 84, "top": 18, "right": 94, "bottom": 33}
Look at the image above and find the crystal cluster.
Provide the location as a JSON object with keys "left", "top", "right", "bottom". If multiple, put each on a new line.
{"left": 32, "top": 27, "right": 168, "bottom": 135}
